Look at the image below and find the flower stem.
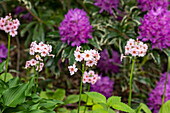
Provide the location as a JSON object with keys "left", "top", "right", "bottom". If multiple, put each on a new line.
{"left": 4, "top": 34, "right": 11, "bottom": 82}
{"left": 78, "top": 61, "right": 85, "bottom": 113}
{"left": 35, "top": 62, "right": 40, "bottom": 93}
{"left": 161, "top": 57, "right": 170, "bottom": 111}
{"left": 33, "top": 66, "right": 36, "bottom": 94}
{"left": 128, "top": 58, "right": 135, "bottom": 107}
{"left": 83, "top": 84, "right": 90, "bottom": 113}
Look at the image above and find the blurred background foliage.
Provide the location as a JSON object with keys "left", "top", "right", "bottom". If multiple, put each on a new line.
{"left": 0, "top": 0, "right": 169, "bottom": 110}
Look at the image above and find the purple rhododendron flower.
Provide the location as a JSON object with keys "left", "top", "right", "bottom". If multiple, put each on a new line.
{"left": 138, "top": 8, "right": 170, "bottom": 50}
{"left": 147, "top": 72, "right": 170, "bottom": 113}
{"left": 59, "top": 8, "right": 93, "bottom": 46}
{"left": 97, "top": 49, "right": 121, "bottom": 74}
{"left": 94, "top": 0, "right": 119, "bottom": 14}
{"left": 137, "top": 0, "right": 169, "bottom": 12}
{"left": 14, "top": 6, "right": 33, "bottom": 21}
{"left": 0, "top": 44, "right": 8, "bottom": 63}
{"left": 91, "top": 76, "right": 114, "bottom": 98}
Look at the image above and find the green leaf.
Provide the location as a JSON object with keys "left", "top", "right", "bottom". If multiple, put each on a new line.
{"left": 0, "top": 61, "right": 6, "bottom": 73}
{"left": 0, "top": 73, "right": 13, "bottom": 82}
{"left": 88, "top": 38, "right": 101, "bottom": 50}
{"left": 64, "top": 95, "right": 79, "bottom": 105}
{"left": 25, "top": 77, "right": 34, "bottom": 96}
{"left": 39, "top": 23, "right": 45, "bottom": 42}
{"left": 53, "top": 88, "right": 65, "bottom": 101}
{"left": 92, "top": 109, "right": 108, "bottom": 113}
{"left": 68, "top": 48, "right": 76, "bottom": 65}
{"left": 81, "top": 94, "right": 93, "bottom": 105}
{"left": 163, "top": 49, "right": 170, "bottom": 57}
{"left": 29, "top": 103, "right": 40, "bottom": 111}
{"left": 61, "top": 46, "right": 72, "bottom": 61}
{"left": 85, "top": 92, "right": 106, "bottom": 104}
{"left": 33, "top": 24, "right": 39, "bottom": 41}
{"left": 8, "top": 77, "right": 19, "bottom": 88}
{"left": 108, "top": 108, "right": 116, "bottom": 113}
{"left": 161, "top": 100, "right": 170, "bottom": 113}
{"left": 107, "top": 96, "right": 121, "bottom": 106}
{"left": 151, "top": 51, "right": 161, "bottom": 64}
{"left": 20, "top": 21, "right": 36, "bottom": 37}
{"left": 2, "top": 83, "right": 28, "bottom": 107}
{"left": 112, "top": 102, "right": 135, "bottom": 113}
{"left": 92, "top": 104, "right": 103, "bottom": 111}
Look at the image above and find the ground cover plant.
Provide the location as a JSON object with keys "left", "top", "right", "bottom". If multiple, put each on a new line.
{"left": 0, "top": 0, "right": 170, "bottom": 113}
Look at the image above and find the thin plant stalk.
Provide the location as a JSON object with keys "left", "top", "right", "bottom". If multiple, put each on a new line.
{"left": 78, "top": 61, "right": 85, "bottom": 113}
{"left": 4, "top": 34, "right": 11, "bottom": 82}
{"left": 35, "top": 62, "right": 40, "bottom": 93}
{"left": 83, "top": 84, "right": 90, "bottom": 113}
{"left": 128, "top": 58, "right": 135, "bottom": 107}
{"left": 33, "top": 66, "right": 36, "bottom": 94}
{"left": 161, "top": 57, "right": 170, "bottom": 112}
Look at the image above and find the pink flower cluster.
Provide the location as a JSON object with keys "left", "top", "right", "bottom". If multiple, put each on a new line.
{"left": 25, "top": 41, "right": 54, "bottom": 72}
{"left": 74, "top": 46, "right": 100, "bottom": 67}
{"left": 68, "top": 46, "right": 101, "bottom": 85}
{"left": 124, "top": 39, "right": 148, "bottom": 57}
{"left": 83, "top": 70, "right": 100, "bottom": 85}
{"left": 0, "top": 13, "right": 20, "bottom": 37}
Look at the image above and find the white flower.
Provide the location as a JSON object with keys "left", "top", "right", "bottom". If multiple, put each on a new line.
{"left": 82, "top": 50, "right": 93, "bottom": 61}
{"left": 76, "top": 46, "right": 81, "bottom": 52}
{"left": 25, "top": 61, "right": 30, "bottom": 69}
{"left": 125, "top": 45, "right": 131, "bottom": 55}
{"left": 41, "top": 51, "right": 47, "bottom": 57}
{"left": 35, "top": 45, "right": 42, "bottom": 53}
{"left": 35, "top": 54, "right": 43, "bottom": 61}
{"left": 127, "top": 39, "right": 135, "bottom": 46}
{"left": 131, "top": 48, "right": 138, "bottom": 56}
{"left": 4, "top": 25, "right": 11, "bottom": 33}
{"left": 0, "top": 24, "right": 4, "bottom": 30}
{"left": 30, "top": 48, "right": 35, "bottom": 55}
{"left": 68, "top": 64, "right": 78, "bottom": 75}
{"left": 74, "top": 51, "right": 83, "bottom": 62}
{"left": 138, "top": 49, "right": 145, "bottom": 57}
{"left": 30, "top": 59, "right": 37, "bottom": 66}
{"left": 86, "top": 59, "right": 97, "bottom": 67}
{"left": 143, "top": 44, "right": 148, "bottom": 52}
{"left": 9, "top": 30, "right": 17, "bottom": 37}
{"left": 88, "top": 70, "right": 95, "bottom": 76}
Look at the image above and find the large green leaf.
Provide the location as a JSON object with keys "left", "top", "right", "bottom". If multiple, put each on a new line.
{"left": 25, "top": 77, "right": 34, "bottom": 96}
{"left": 53, "top": 88, "right": 65, "bottom": 101}
{"left": 0, "top": 73, "right": 13, "bottom": 82}
{"left": 85, "top": 92, "right": 106, "bottom": 104}
{"left": 2, "top": 83, "right": 28, "bottom": 107}
{"left": 0, "top": 61, "right": 6, "bottom": 73}
{"left": 112, "top": 102, "right": 135, "bottom": 113}
{"left": 161, "top": 100, "right": 170, "bottom": 113}
{"left": 8, "top": 77, "right": 19, "bottom": 88}
{"left": 64, "top": 95, "right": 79, "bottom": 105}
{"left": 107, "top": 96, "right": 121, "bottom": 106}
{"left": 136, "top": 103, "right": 152, "bottom": 113}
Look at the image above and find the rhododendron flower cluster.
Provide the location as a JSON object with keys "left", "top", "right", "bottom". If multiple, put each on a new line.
{"left": 147, "top": 72, "right": 170, "bottom": 113}
{"left": 83, "top": 70, "right": 100, "bottom": 85}
{"left": 0, "top": 44, "right": 8, "bottom": 63}
{"left": 59, "top": 8, "right": 93, "bottom": 46}
{"left": 137, "top": 0, "right": 169, "bottom": 12}
{"left": 68, "top": 46, "right": 100, "bottom": 85}
{"left": 25, "top": 41, "right": 54, "bottom": 72}
{"left": 0, "top": 13, "right": 20, "bottom": 37}
{"left": 91, "top": 76, "right": 114, "bottom": 98}
{"left": 138, "top": 8, "right": 170, "bottom": 50}
{"left": 97, "top": 49, "right": 121, "bottom": 74}
{"left": 124, "top": 39, "right": 148, "bottom": 57}
{"left": 94, "top": 0, "right": 119, "bottom": 14}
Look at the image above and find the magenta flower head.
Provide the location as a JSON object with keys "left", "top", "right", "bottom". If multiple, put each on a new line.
{"left": 0, "top": 44, "right": 8, "bottom": 63}
{"left": 147, "top": 72, "right": 170, "bottom": 113}
{"left": 59, "top": 8, "right": 93, "bottom": 46}
{"left": 137, "top": 0, "right": 169, "bottom": 12}
{"left": 97, "top": 49, "right": 121, "bottom": 74}
{"left": 138, "top": 8, "right": 170, "bottom": 50}
{"left": 94, "top": 0, "right": 119, "bottom": 14}
{"left": 90, "top": 76, "right": 114, "bottom": 98}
